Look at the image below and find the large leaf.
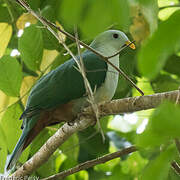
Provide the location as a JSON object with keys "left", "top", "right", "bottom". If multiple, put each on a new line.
{"left": 121, "top": 152, "right": 148, "bottom": 177}
{"left": 40, "top": 6, "right": 62, "bottom": 51}
{"left": 80, "top": 0, "right": 130, "bottom": 37}
{"left": 151, "top": 74, "right": 180, "bottom": 93}
{"left": 137, "top": 102, "right": 180, "bottom": 148}
{"left": 0, "top": 23, "right": 12, "bottom": 58}
{"left": 78, "top": 127, "right": 109, "bottom": 163}
{"left": 140, "top": 145, "right": 176, "bottom": 180}
{"left": 164, "top": 54, "right": 180, "bottom": 77}
{"left": 0, "top": 56, "right": 23, "bottom": 97}
{"left": 18, "top": 24, "right": 43, "bottom": 71}
{"left": 138, "top": 10, "right": 180, "bottom": 79}
{"left": 59, "top": 134, "right": 79, "bottom": 170}
{"left": 59, "top": 0, "right": 87, "bottom": 25}
{"left": 0, "top": 103, "right": 23, "bottom": 152}
{"left": 0, "top": 5, "right": 11, "bottom": 23}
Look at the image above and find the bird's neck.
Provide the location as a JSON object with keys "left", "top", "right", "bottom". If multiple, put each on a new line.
{"left": 90, "top": 44, "right": 118, "bottom": 57}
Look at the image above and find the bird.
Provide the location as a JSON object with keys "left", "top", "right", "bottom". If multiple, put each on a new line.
{"left": 6, "top": 30, "right": 135, "bottom": 170}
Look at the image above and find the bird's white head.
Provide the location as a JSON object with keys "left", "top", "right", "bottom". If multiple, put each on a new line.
{"left": 90, "top": 30, "right": 135, "bottom": 56}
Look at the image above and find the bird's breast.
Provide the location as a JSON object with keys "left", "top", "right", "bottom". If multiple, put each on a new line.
{"left": 94, "top": 56, "right": 119, "bottom": 102}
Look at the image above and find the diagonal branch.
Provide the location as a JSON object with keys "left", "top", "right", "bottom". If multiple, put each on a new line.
{"left": 42, "top": 146, "right": 137, "bottom": 180}
{"left": 11, "top": 90, "right": 180, "bottom": 177}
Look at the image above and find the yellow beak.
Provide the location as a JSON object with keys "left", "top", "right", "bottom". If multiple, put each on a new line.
{"left": 125, "top": 40, "right": 136, "bottom": 50}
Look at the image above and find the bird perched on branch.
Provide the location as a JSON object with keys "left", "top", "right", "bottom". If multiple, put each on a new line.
{"left": 7, "top": 30, "right": 135, "bottom": 170}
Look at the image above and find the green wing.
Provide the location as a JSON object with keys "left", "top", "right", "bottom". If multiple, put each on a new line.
{"left": 22, "top": 51, "right": 107, "bottom": 118}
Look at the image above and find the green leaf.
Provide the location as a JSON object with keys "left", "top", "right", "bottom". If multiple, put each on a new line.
{"left": 110, "top": 0, "right": 130, "bottom": 31}
{"left": 137, "top": 102, "right": 180, "bottom": 147}
{"left": 151, "top": 74, "right": 180, "bottom": 93}
{"left": 59, "top": 134, "right": 79, "bottom": 170}
{"left": 75, "top": 170, "right": 89, "bottom": 180}
{"left": 78, "top": 127, "right": 109, "bottom": 163}
{"left": 30, "top": 128, "right": 51, "bottom": 156}
{"left": 0, "top": 55, "right": 23, "bottom": 97}
{"left": 79, "top": 0, "right": 130, "bottom": 37}
{"left": 0, "top": 5, "right": 11, "bottom": 23}
{"left": 164, "top": 55, "right": 180, "bottom": 77}
{"left": 121, "top": 152, "right": 148, "bottom": 176}
{"left": 140, "top": 145, "right": 176, "bottom": 180}
{"left": 18, "top": 24, "right": 43, "bottom": 71}
{"left": 0, "top": 125, "right": 7, "bottom": 173}
{"left": 0, "top": 23, "right": 12, "bottom": 58}
{"left": 26, "top": 0, "right": 42, "bottom": 10}
{"left": 36, "top": 154, "right": 57, "bottom": 178}
{"left": 59, "top": 0, "right": 87, "bottom": 25}
{"left": 40, "top": 6, "right": 62, "bottom": 51}
{"left": 138, "top": 10, "right": 180, "bottom": 79}
{"left": 30, "top": 128, "right": 57, "bottom": 177}
{"left": 0, "top": 103, "right": 23, "bottom": 152}
{"left": 79, "top": 0, "right": 112, "bottom": 37}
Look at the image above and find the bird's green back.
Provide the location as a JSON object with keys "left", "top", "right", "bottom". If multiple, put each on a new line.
{"left": 24, "top": 51, "right": 107, "bottom": 117}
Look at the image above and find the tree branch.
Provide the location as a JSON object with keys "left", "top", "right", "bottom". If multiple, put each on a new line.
{"left": 159, "top": 4, "right": 180, "bottom": 10}
{"left": 11, "top": 90, "right": 180, "bottom": 177}
{"left": 171, "top": 161, "right": 180, "bottom": 176}
{"left": 42, "top": 146, "right": 137, "bottom": 180}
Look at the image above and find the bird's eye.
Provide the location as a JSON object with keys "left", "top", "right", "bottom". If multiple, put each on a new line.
{"left": 113, "top": 33, "right": 119, "bottom": 39}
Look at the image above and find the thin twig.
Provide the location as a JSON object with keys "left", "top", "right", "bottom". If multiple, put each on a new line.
{"left": 159, "top": 4, "right": 180, "bottom": 10}
{"left": 42, "top": 146, "right": 137, "bottom": 180}
{"left": 14, "top": 0, "right": 144, "bottom": 96}
{"left": 171, "top": 161, "right": 180, "bottom": 176}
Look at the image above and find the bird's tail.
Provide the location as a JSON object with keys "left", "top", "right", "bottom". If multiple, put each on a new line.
{"left": 6, "top": 129, "right": 29, "bottom": 170}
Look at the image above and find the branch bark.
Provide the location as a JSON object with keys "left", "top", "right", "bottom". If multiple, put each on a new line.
{"left": 42, "top": 146, "right": 137, "bottom": 180}
{"left": 11, "top": 90, "right": 179, "bottom": 177}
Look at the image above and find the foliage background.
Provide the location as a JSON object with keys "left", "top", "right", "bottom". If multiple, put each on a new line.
{"left": 0, "top": 0, "right": 180, "bottom": 179}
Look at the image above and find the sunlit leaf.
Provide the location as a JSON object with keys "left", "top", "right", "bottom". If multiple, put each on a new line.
{"left": 0, "top": 23, "right": 12, "bottom": 58}
{"left": 0, "top": 103, "right": 23, "bottom": 152}
{"left": 58, "top": 134, "right": 79, "bottom": 172}
{"left": 56, "top": 21, "right": 66, "bottom": 44}
{"left": 0, "top": 56, "right": 23, "bottom": 97}
{"left": 20, "top": 76, "right": 37, "bottom": 106}
{"left": 140, "top": 145, "right": 176, "bottom": 180}
{"left": 137, "top": 101, "right": 180, "bottom": 147}
{"left": 40, "top": 49, "right": 59, "bottom": 73}
{"left": 16, "top": 13, "right": 37, "bottom": 29}
{"left": 121, "top": 152, "right": 148, "bottom": 176}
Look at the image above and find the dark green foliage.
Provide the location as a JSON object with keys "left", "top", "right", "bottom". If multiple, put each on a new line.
{"left": 18, "top": 25, "right": 43, "bottom": 71}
